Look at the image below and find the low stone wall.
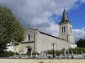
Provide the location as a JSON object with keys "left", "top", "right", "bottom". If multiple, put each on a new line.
{"left": 0, "top": 59, "right": 85, "bottom": 63}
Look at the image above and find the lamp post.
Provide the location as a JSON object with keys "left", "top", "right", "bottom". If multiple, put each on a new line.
{"left": 52, "top": 43, "right": 55, "bottom": 58}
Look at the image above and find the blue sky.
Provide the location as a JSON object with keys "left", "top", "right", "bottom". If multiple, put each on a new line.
{"left": 0, "top": 0, "right": 85, "bottom": 41}
{"left": 67, "top": 3, "right": 85, "bottom": 29}
{"left": 53, "top": 2, "right": 85, "bottom": 29}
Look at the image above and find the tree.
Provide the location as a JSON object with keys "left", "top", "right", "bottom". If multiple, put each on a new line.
{"left": 76, "top": 39, "right": 85, "bottom": 48}
{"left": 0, "top": 7, "right": 24, "bottom": 53}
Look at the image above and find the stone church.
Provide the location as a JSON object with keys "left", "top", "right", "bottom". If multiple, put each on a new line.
{"left": 9, "top": 9, "right": 77, "bottom": 54}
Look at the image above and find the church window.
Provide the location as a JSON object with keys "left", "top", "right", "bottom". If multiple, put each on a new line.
{"left": 64, "top": 27, "right": 66, "bottom": 32}
{"left": 28, "top": 35, "right": 30, "bottom": 41}
{"left": 62, "top": 27, "right": 63, "bottom": 33}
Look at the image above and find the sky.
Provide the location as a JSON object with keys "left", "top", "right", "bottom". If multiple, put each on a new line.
{"left": 0, "top": 0, "right": 85, "bottom": 42}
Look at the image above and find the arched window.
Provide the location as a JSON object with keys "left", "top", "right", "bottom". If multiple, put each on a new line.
{"left": 64, "top": 27, "right": 66, "bottom": 32}
{"left": 62, "top": 27, "right": 63, "bottom": 33}
{"left": 28, "top": 35, "right": 30, "bottom": 41}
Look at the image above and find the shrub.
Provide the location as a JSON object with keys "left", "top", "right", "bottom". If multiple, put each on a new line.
{"left": 26, "top": 51, "right": 39, "bottom": 55}
{"left": 0, "top": 51, "right": 14, "bottom": 57}
{"left": 46, "top": 47, "right": 85, "bottom": 56}
{"left": 46, "top": 50, "right": 53, "bottom": 54}
{"left": 46, "top": 50, "right": 63, "bottom": 56}
{"left": 68, "top": 47, "right": 85, "bottom": 54}
{"left": 32, "top": 51, "right": 39, "bottom": 55}
{"left": 55, "top": 50, "right": 63, "bottom": 56}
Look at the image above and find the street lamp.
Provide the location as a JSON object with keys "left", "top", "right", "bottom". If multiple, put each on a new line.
{"left": 52, "top": 43, "right": 55, "bottom": 58}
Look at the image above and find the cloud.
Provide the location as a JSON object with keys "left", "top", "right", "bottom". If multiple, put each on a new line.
{"left": 0, "top": 0, "right": 79, "bottom": 26}
{"left": 80, "top": 0, "right": 85, "bottom": 3}
{"left": 0, "top": 0, "right": 84, "bottom": 41}
{"left": 73, "top": 28, "right": 85, "bottom": 42}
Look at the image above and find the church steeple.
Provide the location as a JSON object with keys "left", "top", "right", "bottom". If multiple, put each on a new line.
{"left": 59, "top": 9, "right": 75, "bottom": 44}
{"left": 59, "top": 9, "right": 71, "bottom": 25}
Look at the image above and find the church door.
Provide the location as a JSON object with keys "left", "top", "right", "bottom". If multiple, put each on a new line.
{"left": 27, "top": 46, "right": 32, "bottom": 55}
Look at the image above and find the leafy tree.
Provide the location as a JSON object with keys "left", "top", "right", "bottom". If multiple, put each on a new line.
{"left": 76, "top": 39, "right": 85, "bottom": 48}
{"left": 0, "top": 7, "right": 24, "bottom": 53}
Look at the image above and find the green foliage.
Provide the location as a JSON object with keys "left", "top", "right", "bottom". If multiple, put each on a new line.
{"left": 26, "top": 51, "right": 31, "bottom": 55}
{"left": 46, "top": 50, "right": 53, "bottom": 54}
{"left": 39, "top": 61, "right": 43, "bottom": 63}
{"left": 76, "top": 39, "right": 85, "bottom": 48}
{"left": 26, "top": 51, "right": 39, "bottom": 55}
{"left": 32, "top": 51, "right": 39, "bottom": 55}
{"left": 55, "top": 50, "right": 63, "bottom": 56}
{"left": 15, "top": 52, "right": 19, "bottom": 55}
{"left": 46, "top": 50, "right": 63, "bottom": 56}
{"left": 68, "top": 47, "right": 85, "bottom": 54}
{"left": 46, "top": 47, "right": 85, "bottom": 56}
{"left": 0, "top": 6, "right": 24, "bottom": 52}
{"left": 0, "top": 51, "right": 14, "bottom": 57}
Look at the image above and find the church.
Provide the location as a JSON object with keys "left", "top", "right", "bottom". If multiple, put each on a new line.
{"left": 9, "top": 9, "right": 77, "bottom": 54}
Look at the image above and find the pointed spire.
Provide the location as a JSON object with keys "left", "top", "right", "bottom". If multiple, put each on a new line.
{"left": 62, "top": 9, "right": 69, "bottom": 21}
{"left": 59, "top": 9, "right": 71, "bottom": 24}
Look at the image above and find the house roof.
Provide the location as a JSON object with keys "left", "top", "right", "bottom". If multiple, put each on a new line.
{"left": 39, "top": 31, "right": 65, "bottom": 40}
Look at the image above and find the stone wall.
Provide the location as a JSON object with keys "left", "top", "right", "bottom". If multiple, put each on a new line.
{"left": 57, "top": 39, "right": 70, "bottom": 50}
{"left": 35, "top": 32, "right": 42, "bottom": 53}
{"left": 0, "top": 59, "right": 85, "bottom": 63}
{"left": 38, "top": 32, "right": 71, "bottom": 52}
{"left": 23, "top": 28, "right": 38, "bottom": 42}
{"left": 13, "top": 28, "right": 38, "bottom": 53}
{"left": 13, "top": 45, "right": 20, "bottom": 53}
{"left": 20, "top": 42, "right": 35, "bottom": 54}
{"left": 59, "top": 23, "right": 75, "bottom": 44}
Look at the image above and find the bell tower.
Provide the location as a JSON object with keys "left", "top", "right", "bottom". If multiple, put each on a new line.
{"left": 59, "top": 9, "right": 75, "bottom": 44}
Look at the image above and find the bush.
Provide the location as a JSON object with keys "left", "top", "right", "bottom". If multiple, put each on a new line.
{"left": 46, "top": 50, "right": 53, "bottom": 54}
{"left": 0, "top": 51, "right": 14, "bottom": 57}
{"left": 15, "top": 52, "right": 19, "bottom": 55}
{"left": 68, "top": 47, "right": 85, "bottom": 54}
{"left": 32, "top": 51, "right": 39, "bottom": 55}
{"left": 46, "top": 50, "right": 63, "bottom": 56}
{"left": 46, "top": 47, "right": 85, "bottom": 56}
{"left": 55, "top": 50, "right": 63, "bottom": 56}
{"left": 26, "top": 51, "right": 39, "bottom": 55}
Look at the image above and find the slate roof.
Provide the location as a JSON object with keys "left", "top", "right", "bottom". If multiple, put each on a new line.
{"left": 59, "top": 9, "right": 71, "bottom": 25}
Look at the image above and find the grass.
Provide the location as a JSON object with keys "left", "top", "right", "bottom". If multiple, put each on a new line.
{"left": 39, "top": 61, "right": 43, "bottom": 63}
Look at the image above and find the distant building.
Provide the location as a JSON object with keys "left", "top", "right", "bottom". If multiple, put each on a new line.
{"left": 8, "top": 9, "right": 77, "bottom": 54}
